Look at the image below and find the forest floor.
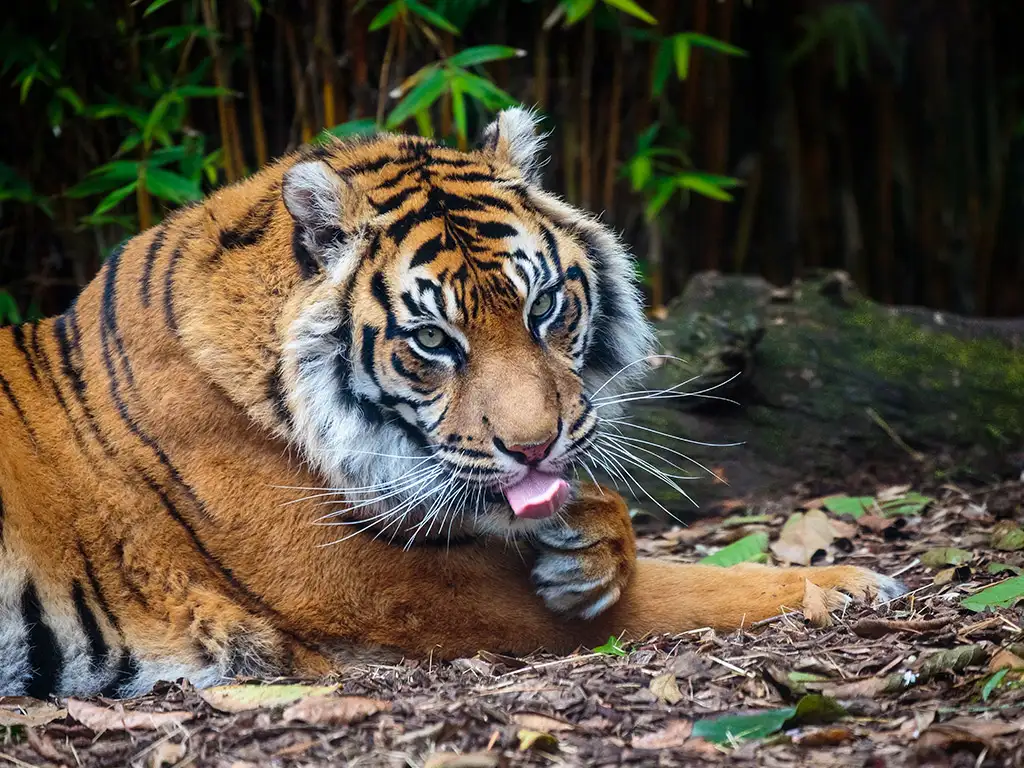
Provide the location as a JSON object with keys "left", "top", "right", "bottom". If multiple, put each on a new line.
{"left": 2, "top": 476, "right": 1023, "bottom": 768}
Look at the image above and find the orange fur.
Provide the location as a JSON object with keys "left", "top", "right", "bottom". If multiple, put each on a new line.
{"left": 0, "top": 112, "right": 902, "bottom": 698}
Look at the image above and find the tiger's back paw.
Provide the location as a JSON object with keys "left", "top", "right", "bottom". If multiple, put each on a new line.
{"left": 797, "top": 564, "right": 908, "bottom": 614}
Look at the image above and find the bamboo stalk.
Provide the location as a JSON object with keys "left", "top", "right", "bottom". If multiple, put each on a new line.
{"left": 243, "top": 25, "right": 269, "bottom": 168}
{"left": 347, "top": 0, "right": 371, "bottom": 118}
{"left": 558, "top": 47, "right": 577, "bottom": 204}
{"left": 533, "top": 2, "right": 550, "bottom": 109}
{"left": 376, "top": 20, "right": 399, "bottom": 125}
{"left": 284, "top": 18, "right": 314, "bottom": 147}
{"left": 579, "top": 14, "right": 595, "bottom": 209}
{"left": 702, "top": 0, "right": 735, "bottom": 272}
{"left": 602, "top": 41, "right": 624, "bottom": 216}
{"left": 200, "top": 0, "right": 242, "bottom": 181}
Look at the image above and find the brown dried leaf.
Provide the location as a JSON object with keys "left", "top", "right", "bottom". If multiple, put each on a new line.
{"left": 0, "top": 698, "right": 66, "bottom": 727}
{"left": 851, "top": 617, "right": 949, "bottom": 639}
{"left": 200, "top": 683, "right": 338, "bottom": 713}
{"left": 791, "top": 726, "right": 855, "bottom": 747}
{"left": 802, "top": 579, "right": 848, "bottom": 627}
{"left": 856, "top": 514, "right": 897, "bottom": 533}
{"left": 282, "top": 694, "right": 390, "bottom": 726}
{"left": 988, "top": 648, "right": 1024, "bottom": 671}
{"left": 771, "top": 510, "right": 843, "bottom": 565}
{"left": 148, "top": 739, "right": 188, "bottom": 768}
{"left": 649, "top": 672, "right": 683, "bottom": 705}
{"left": 66, "top": 700, "right": 193, "bottom": 732}
{"left": 511, "top": 713, "right": 575, "bottom": 733}
{"left": 424, "top": 752, "right": 501, "bottom": 768}
{"left": 632, "top": 719, "right": 693, "bottom": 750}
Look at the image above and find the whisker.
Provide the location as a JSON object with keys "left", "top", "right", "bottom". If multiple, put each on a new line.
{"left": 589, "top": 354, "right": 691, "bottom": 398}
{"left": 604, "top": 418, "right": 745, "bottom": 449}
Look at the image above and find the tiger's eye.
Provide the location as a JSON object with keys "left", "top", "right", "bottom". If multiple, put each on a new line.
{"left": 415, "top": 326, "right": 447, "bottom": 349}
{"left": 530, "top": 291, "right": 555, "bottom": 318}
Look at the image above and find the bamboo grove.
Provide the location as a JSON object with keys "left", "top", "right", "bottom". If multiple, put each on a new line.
{"left": 2, "top": 0, "right": 1023, "bottom": 323}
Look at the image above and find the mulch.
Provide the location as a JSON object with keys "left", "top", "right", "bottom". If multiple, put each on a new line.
{"left": 2, "top": 478, "right": 1022, "bottom": 768}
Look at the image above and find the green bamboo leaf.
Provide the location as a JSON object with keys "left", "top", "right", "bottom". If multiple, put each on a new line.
{"left": 56, "top": 87, "right": 85, "bottom": 114}
{"left": 450, "top": 80, "right": 468, "bottom": 147}
{"left": 673, "top": 36, "right": 691, "bottom": 80}
{"left": 406, "top": 0, "right": 460, "bottom": 33}
{"left": 680, "top": 175, "right": 735, "bottom": 202}
{"left": 684, "top": 32, "right": 747, "bottom": 57}
{"left": 145, "top": 167, "right": 202, "bottom": 203}
{"left": 821, "top": 495, "right": 875, "bottom": 519}
{"left": 93, "top": 181, "right": 138, "bottom": 216}
{"left": 0, "top": 290, "right": 23, "bottom": 326}
{"left": 369, "top": 1, "right": 401, "bottom": 31}
{"left": 562, "top": 0, "right": 596, "bottom": 25}
{"left": 651, "top": 40, "right": 673, "bottom": 97}
{"left": 447, "top": 45, "right": 525, "bottom": 69}
{"left": 324, "top": 118, "right": 379, "bottom": 140}
{"left": 144, "top": 0, "right": 179, "bottom": 16}
{"left": 982, "top": 668, "right": 1009, "bottom": 701}
{"left": 692, "top": 707, "right": 797, "bottom": 745}
{"left": 173, "top": 85, "right": 231, "bottom": 98}
{"left": 592, "top": 635, "right": 628, "bottom": 656}
{"left": 627, "top": 155, "right": 652, "bottom": 191}
{"left": 961, "top": 576, "right": 1024, "bottom": 612}
{"left": 645, "top": 177, "right": 676, "bottom": 220}
{"left": 699, "top": 533, "right": 769, "bottom": 567}
{"left": 456, "top": 72, "right": 518, "bottom": 111}
{"left": 601, "top": 0, "right": 656, "bottom": 24}
{"left": 385, "top": 67, "right": 448, "bottom": 130}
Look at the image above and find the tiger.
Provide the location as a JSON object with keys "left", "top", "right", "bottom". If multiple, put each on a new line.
{"left": 0, "top": 107, "right": 904, "bottom": 699}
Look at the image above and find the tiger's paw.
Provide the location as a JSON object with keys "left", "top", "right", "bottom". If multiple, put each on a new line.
{"left": 529, "top": 484, "right": 636, "bottom": 620}
{"left": 788, "top": 564, "right": 908, "bottom": 625}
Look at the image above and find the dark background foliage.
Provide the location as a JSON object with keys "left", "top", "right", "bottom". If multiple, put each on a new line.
{"left": 2, "top": 0, "right": 1023, "bottom": 324}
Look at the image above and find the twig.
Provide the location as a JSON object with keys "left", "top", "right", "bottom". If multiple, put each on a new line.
{"left": 866, "top": 407, "right": 925, "bottom": 462}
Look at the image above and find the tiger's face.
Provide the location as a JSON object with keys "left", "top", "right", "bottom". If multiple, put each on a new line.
{"left": 279, "top": 109, "right": 654, "bottom": 540}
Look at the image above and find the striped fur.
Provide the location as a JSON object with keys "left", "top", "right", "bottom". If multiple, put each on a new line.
{"left": 0, "top": 108, "right": 903, "bottom": 699}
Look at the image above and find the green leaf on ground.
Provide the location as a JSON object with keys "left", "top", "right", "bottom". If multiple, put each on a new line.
{"left": 961, "top": 576, "right": 1024, "bottom": 612}
{"left": 879, "top": 492, "right": 933, "bottom": 517}
{"left": 992, "top": 522, "right": 1024, "bottom": 552}
{"left": 822, "top": 495, "right": 875, "bottom": 518}
{"left": 592, "top": 636, "right": 628, "bottom": 657}
{"left": 920, "top": 547, "right": 973, "bottom": 569}
{"left": 982, "top": 668, "right": 1009, "bottom": 701}
{"left": 692, "top": 707, "right": 796, "bottom": 744}
{"left": 699, "top": 532, "right": 769, "bottom": 567}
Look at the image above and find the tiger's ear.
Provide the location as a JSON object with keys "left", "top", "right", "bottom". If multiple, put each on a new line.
{"left": 480, "top": 107, "right": 548, "bottom": 186}
{"left": 282, "top": 160, "right": 350, "bottom": 276}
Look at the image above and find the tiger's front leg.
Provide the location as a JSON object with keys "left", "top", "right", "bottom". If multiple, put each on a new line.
{"left": 529, "top": 486, "right": 637, "bottom": 619}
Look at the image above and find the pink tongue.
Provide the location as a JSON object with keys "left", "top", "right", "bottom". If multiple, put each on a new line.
{"left": 504, "top": 470, "right": 570, "bottom": 519}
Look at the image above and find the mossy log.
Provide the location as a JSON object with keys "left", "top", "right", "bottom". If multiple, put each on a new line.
{"left": 610, "top": 271, "right": 1024, "bottom": 517}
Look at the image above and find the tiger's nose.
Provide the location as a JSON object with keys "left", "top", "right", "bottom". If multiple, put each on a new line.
{"left": 497, "top": 435, "right": 557, "bottom": 465}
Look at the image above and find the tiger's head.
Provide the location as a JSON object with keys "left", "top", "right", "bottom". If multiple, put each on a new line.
{"left": 276, "top": 108, "right": 655, "bottom": 539}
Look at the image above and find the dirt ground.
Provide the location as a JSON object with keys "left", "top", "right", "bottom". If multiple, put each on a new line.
{"left": 2, "top": 477, "right": 1023, "bottom": 768}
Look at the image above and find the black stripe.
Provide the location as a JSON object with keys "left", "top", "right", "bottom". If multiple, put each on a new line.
{"left": 291, "top": 226, "right": 319, "bottom": 279}
{"left": 219, "top": 196, "right": 276, "bottom": 251}
{"left": 10, "top": 325, "right": 39, "bottom": 384}
{"left": 54, "top": 313, "right": 115, "bottom": 457}
{"left": 265, "top": 364, "right": 292, "bottom": 429}
{"left": 22, "top": 582, "right": 61, "bottom": 699}
{"left": 0, "top": 372, "right": 29, "bottom": 429}
{"left": 141, "top": 226, "right": 168, "bottom": 307}
{"left": 343, "top": 155, "right": 400, "bottom": 177}
{"left": 474, "top": 221, "right": 518, "bottom": 240}
{"left": 391, "top": 352, "right": 423, "bottom": 384}
{"left": 78, "top": 541, "right": 122, "bottom": 631}
{"left": 409, "top": 234, "right": 445, "bottom": 269}
{"left": 164, "top": 238, "right": 186, "bottom": 334}
{"left": 372, "top": 186, "right": 417, "bottom": 215}
{"left": 72, "top": 580, "right": 109, "bottom": 671}
{"left": 100, "top": 245, "right": 135, "bottom": 389}
{"left": 100, "top": 652, "right": 141, "bottom": 698}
